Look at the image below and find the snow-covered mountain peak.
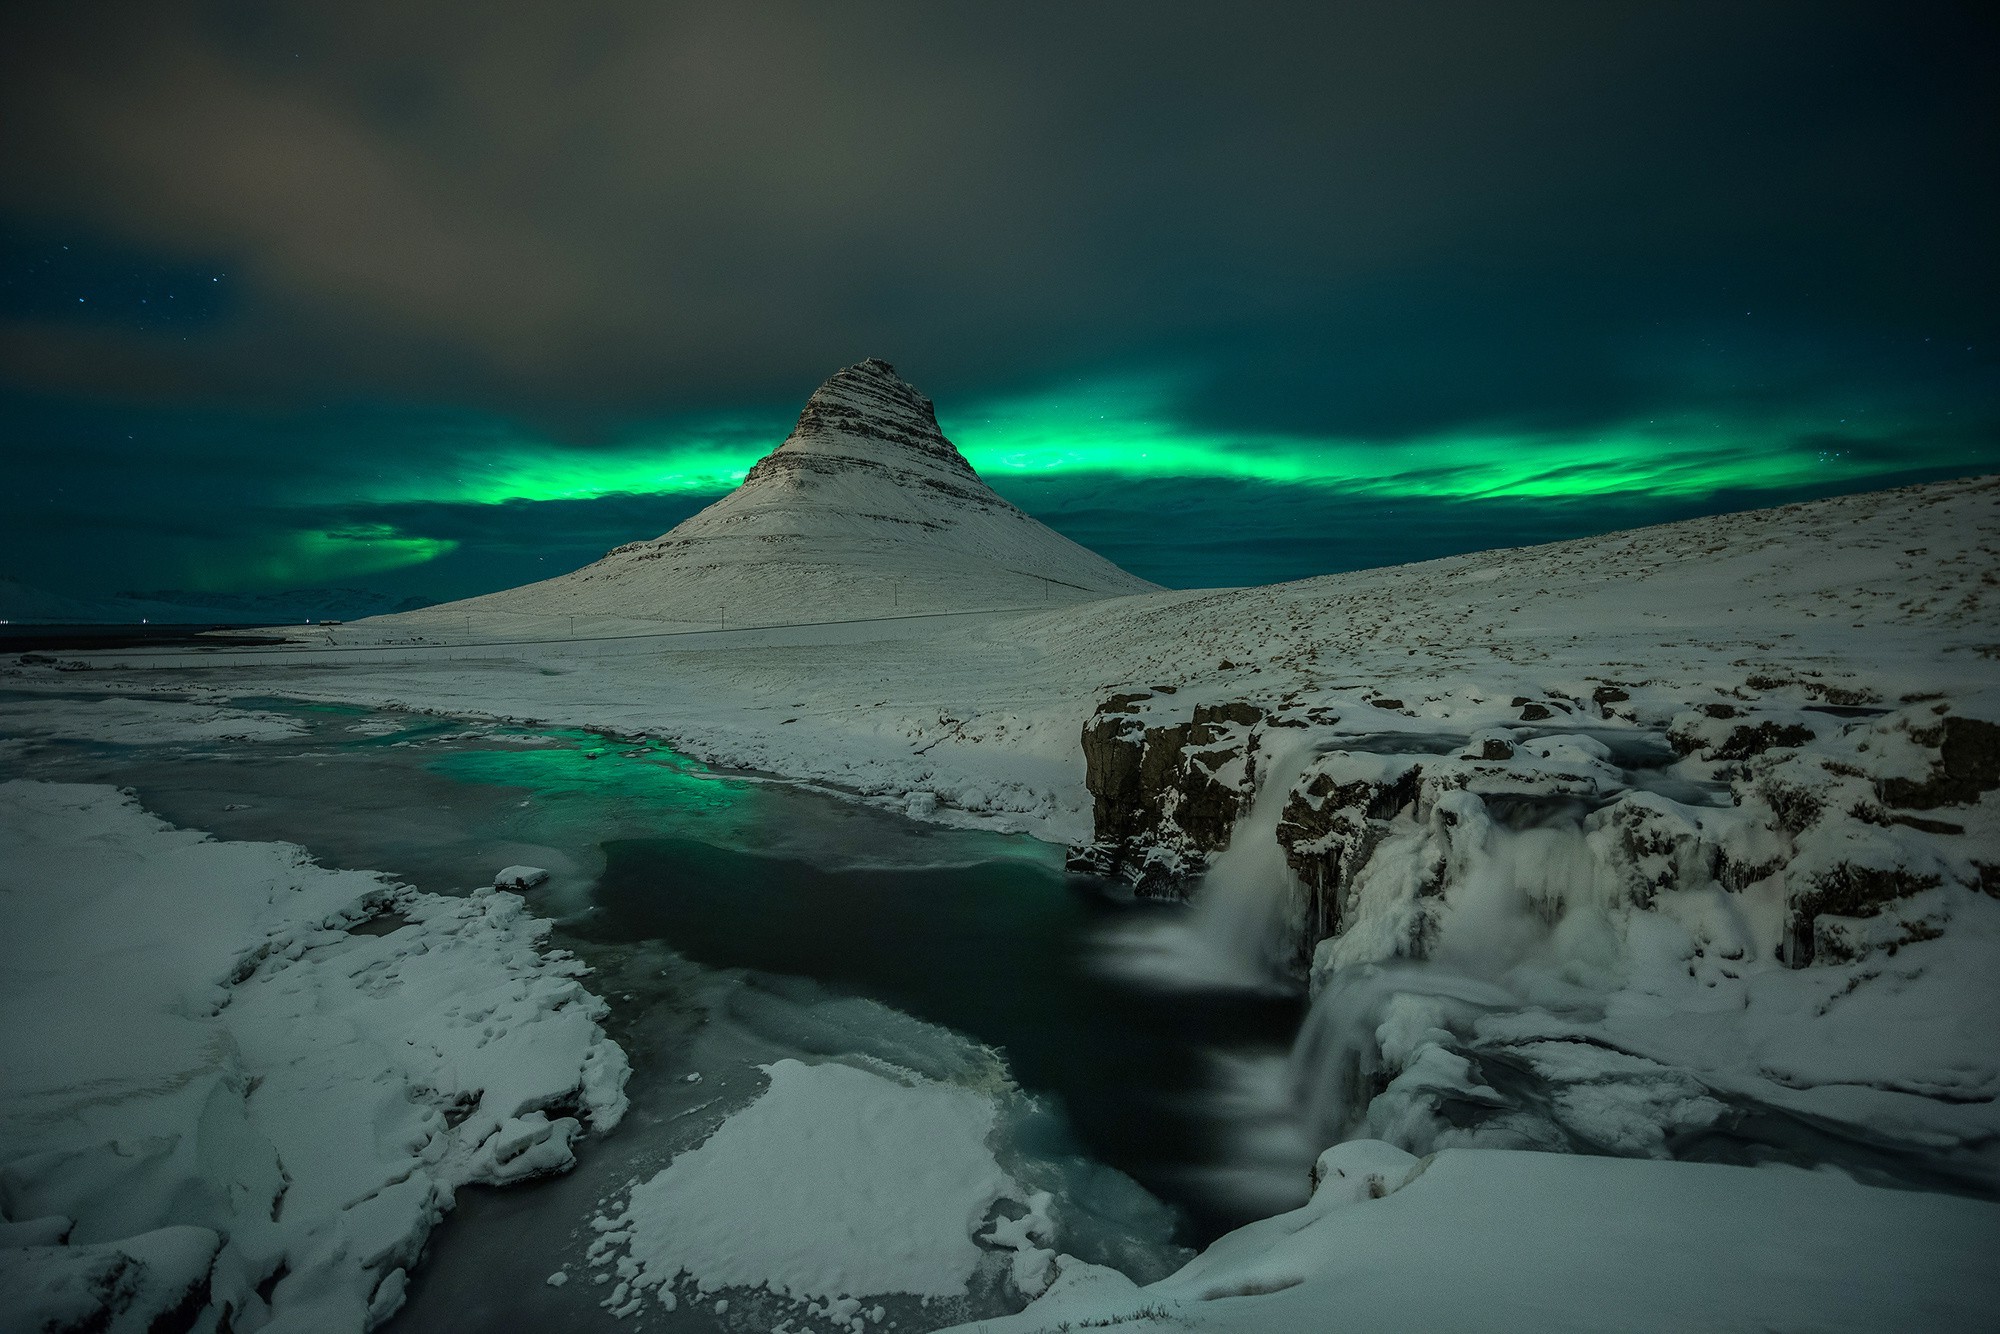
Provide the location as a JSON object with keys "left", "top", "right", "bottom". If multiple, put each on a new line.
{"left": 371, "top": 359, "right": 1160, "bottom": 632}
{"left": 742, "top": 358, "right": 989, "bottom": 504}
{"left": 789, "top": 357, "right": 962, "bottom": 460}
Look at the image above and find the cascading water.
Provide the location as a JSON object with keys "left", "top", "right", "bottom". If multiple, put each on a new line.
{"left": 1286, "top": 964, "right": 1517, "bottom": 1144}
{"left": 1183, "top": 738, "right": 1318, "bottom": 987}
{"left": 1282, "top": 781, "right": 1621, "bottom": 1149}
{"left": 1089, "top": 739, "right": 1317, "bottom": 994}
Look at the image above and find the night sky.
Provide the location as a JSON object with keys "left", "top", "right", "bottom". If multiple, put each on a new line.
{"left": 2, "top": 1, "right": 1995, "bottom": 611}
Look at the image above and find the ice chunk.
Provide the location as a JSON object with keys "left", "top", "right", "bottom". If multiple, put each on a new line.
{"left": 601, "top": 1058, "right": 1046, "bottom": 1303}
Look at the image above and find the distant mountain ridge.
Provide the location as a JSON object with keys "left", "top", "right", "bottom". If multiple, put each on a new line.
{"left": 374, "top": 359, "right": 1160, "bottom": 633}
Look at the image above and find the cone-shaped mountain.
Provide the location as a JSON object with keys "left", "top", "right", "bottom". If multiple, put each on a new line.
{"left": 401, "top": 359, "right": 1160, "bottom": 632}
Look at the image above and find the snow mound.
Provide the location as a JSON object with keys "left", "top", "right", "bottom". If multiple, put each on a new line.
{"left": 589, "top": 1058, "right": 1056, "bottom": 1313}
{"left": 961, "top": 1146, "right": 2000, "bottom": 1333}
{"left": 494, "top": 863, "right": 551, "bottom": 889}
{"left": 0, "top": 780, "right": 629, "bottom": 1334}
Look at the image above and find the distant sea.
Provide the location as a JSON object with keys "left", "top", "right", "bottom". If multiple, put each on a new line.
{"left": 0, "top": 623, "right": 291, "bottom": 652}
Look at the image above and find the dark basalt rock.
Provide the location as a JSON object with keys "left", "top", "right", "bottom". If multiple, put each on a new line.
{"left": 1671, "top": 716, "right": 1818, "bottom": 760}
{"left": 1711, "top": 720, "right": 1816, "bottom": 761}
{"left": 1068, "top": 694, "right": 1267, "bottom": 896}
{"left": 1274, "top": 764, "right": 1424, "bottom": 961}
{"left": 1881, "top": 716, "right": 2000, "bottom": 809}
{"left": 1788, "top": 863, "right": 1944, "bottom": 967}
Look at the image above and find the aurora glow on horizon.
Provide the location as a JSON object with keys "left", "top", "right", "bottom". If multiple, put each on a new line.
{"left": 382, "top": 375, "right": 1987, "bottom": 511}
{"left": 2, "top": 2, "right": 1995, "bottom": 609}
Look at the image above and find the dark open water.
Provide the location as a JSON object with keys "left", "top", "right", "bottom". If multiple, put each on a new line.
{"left": 2, "top": 689, "right": 1311, "bottom": 1330}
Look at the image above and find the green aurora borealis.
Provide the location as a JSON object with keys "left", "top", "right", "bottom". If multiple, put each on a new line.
{"left": 372, "top": 375, "right": 1987, "bottom": 511}
{"left": 11, "top": 364, "right": 1990, "bottom": 599}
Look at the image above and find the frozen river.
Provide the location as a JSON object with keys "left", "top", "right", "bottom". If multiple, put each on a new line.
{"left": 3, "top": 688, "right": 1313, "bottom": 1330}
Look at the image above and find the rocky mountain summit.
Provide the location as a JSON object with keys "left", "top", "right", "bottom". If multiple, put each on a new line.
{"left": 384, "top": 359, "right": 1158, "bottom": 636}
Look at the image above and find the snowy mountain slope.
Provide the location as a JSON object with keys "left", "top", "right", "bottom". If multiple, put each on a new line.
{"left": 372, "top": 359, "right": 1159, "bottom": 636}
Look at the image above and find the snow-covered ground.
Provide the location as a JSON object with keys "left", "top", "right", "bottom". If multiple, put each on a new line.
{"left": 943, "top": 1138, "right": 2000, "bottom": 1333}
{"left": 0, "top": 695, "right": 308, "bottom": 745}
{"left": 0, "top": 779, "right": 628, "bottom": 1333}
{"left": 5, "top": 471, "right": 1997, "bottom": 1329}
{"left": 38, "top": 473, "right": 1998, "bottom": 848}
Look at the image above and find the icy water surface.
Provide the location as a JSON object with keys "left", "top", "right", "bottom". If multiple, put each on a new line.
{"left": 2, "top": 689, "right": 1308, "bottom": 1329}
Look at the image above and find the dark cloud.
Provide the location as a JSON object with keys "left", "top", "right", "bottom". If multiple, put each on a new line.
{"left": 3, "top": 0, "right": 1992, "bottom": 417}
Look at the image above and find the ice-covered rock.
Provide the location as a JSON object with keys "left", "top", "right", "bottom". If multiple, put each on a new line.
{"left": 589, "top": 1057, "right": 1057, "bottom": 1311}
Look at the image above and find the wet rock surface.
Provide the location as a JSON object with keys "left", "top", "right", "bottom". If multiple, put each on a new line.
{"left": 1068, "top": 693, "right": 1265, "bottom": 895}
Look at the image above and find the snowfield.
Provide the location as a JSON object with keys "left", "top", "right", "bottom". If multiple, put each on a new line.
{"left": 0, "top": 780, "right": 629, "bottom": 1333}
{"left": 0, "top": 695, "right": 308, "bottom": 744}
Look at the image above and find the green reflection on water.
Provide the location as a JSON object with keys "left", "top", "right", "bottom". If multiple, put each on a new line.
{"left": 424, "top": 732, "right": 751, "bottom": 835}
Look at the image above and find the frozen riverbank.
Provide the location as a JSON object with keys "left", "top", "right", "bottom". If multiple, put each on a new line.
{"left": 0, "top": 695, "right": 1207, "bottom": 1333}
{"left": 0, "top": 779, "right": 629, "bottom": 1332}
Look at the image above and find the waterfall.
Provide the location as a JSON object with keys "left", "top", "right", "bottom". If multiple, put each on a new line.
{"left": 1286, "top": 964, "right": 1516, "bottom": 1144}
{"left": 1088, "top": 739, "right": 1312, "bottom": 993}
{"left": 1184, "top": 738, "right": 1316, "bottom": 986}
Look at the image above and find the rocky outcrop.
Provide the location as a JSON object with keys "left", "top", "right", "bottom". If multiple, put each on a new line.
{"left": 1072, "top": 686, "right": 1997, "bottom": 981}
{"left": 1067, "top": 692, "right": 1270, "bottom": 895}
{"left": 1880, "top": 715, "right": 2000, "bottom": 809}
{"left": 1275, "top": 762, "right": 1422, "bottom": 955}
